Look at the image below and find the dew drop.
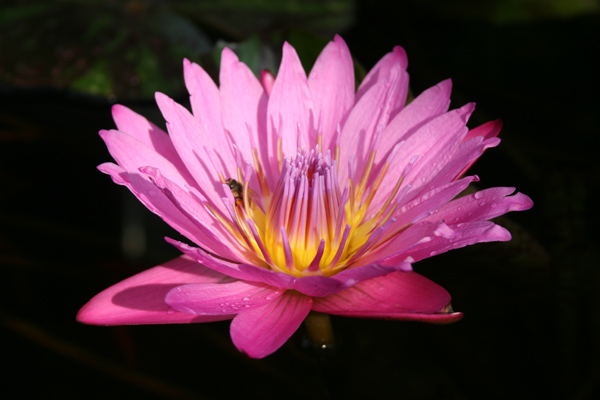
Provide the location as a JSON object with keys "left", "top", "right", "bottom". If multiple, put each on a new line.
{"left": 242, "top": 297, "right": 250, "bottom": 301}
{"left": 473, "top": 191, "right": 483, "bottom": 199}
{"left": 167, "top": 310, "right": 175, "bottom": 315}
{"left": 148, "top": 190, "right": 156, "bottom": 197}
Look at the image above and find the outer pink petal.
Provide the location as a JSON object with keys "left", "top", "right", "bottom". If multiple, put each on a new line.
{"left": 219, "top": 48, "right": 271, "bottom": 189}
{"left": 425, "top": 187, "right": 534, "bottom": 225}
{"left": 230, "top": 291, "right": 313, "bottom": 358}
{"left": 165, "top": 281, "right": 284, "bottom": 315}
{"left": 308, "top": 35, "right": 355, "bottom": 151}
{"left": 390, "top": 175, "right": 478, "bottom": 229}
{"left": 405, "top": 221, "right": 512, "bottom": 263}
{"left": 100, "top": 129, "right": 195, "bottom": 189}
{"left": 155, "top": 92, "right": 226, "bottom": 211}
{"left": 111, "top": 104, "right": 184, "bottom": 169}
{"left": 268, "top": 42, "right": 315, "bottom": 157}
{"left": 371, "top": 103, "right": 474, "bottom": 210}
{"left": 374, "top": 79, "right": 453, "bottom": 166}
{"left": 356, "top": 45, "right": 408, "bottom": 104}
{"left": 456, "top": 119, "right": 503, "bottom": 178}
{"left": 77, "top": 256, "right": 235, "bottom": 325}
{"left": 183, "top": 59, "right": 236, "bottom": 176}
{"left": 463, "top": 119, "right": 502, "bottom": 142}
{"left": 312, "top": 271, "right": 462, "bottom": 323}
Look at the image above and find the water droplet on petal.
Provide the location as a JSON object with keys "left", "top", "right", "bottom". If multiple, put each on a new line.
{"left": 242, "top": 297, "right": 250, "bottom": 301}
{"left": 167, "top": 310, "right": 175, "bottom": 315}
{"left": 474, "top": 191, "right": 484, "bottom": 199}
{"left": 148, "top": 190, "right": 156, "bottom": 197}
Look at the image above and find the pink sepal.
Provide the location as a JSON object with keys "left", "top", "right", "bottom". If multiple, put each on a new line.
{"left": 313, "top": 270, "right": 462, "bottom": 323}
{"left": 230, "top": 291, "right": 313, "bottom": 358}
{"left": 77, "top": 256, "right": 235, "bottom": 325}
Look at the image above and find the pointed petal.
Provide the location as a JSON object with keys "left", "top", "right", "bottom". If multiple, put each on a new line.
{"left": 426, "top": 187, "right": 534, "bottom": 225}
{"left": 230, "top": 291, "right": 313, "bottom": 358}
{"left": 219, "top": 48, "right": 272, "bottom": 188}
{"left": 183, "top": 59, "right": 235, "bottom": 172}
{"left": 374, "top": 79, "right": 453, "bottom": 165}
{"left": 405, "top": 221, "right": 512, "bottom": 262}
{"left": 77, "top": 256, "right": 235, "bottom": 325}
{"left": 313, "top": 271, "right": 462, "bottom": 323}
{"left": 268, "top": 42, "right": 315, "bottom": 157}
{"left": 308, "top": 35, "right": 355, "bottom": 151}
{"left": 155, "top": 92, "right": 227, "bottom": 211}
{"left": 456, "top": 119, "right": 503, "bottom": 178}
{"left": 100, "top": 129, "right": 195, "bottom": 188}
{"left": 463, "top": 119, "right": 502, "bottom": 142}
{"left": 165, "top": 281, "right": 284, "bottom": 315}
{"left": 356, "top": 45, "right": 408, "bottom": 103}
{"left": 111, "top": 104, "right": 184, "bottom": 169}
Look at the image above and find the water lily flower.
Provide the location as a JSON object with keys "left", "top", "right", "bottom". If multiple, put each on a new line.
{"left": 77, "top": 35, "right": 533, "bottom": 358}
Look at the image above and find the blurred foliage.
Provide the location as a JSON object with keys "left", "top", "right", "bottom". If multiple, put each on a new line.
{"left": 0, "top": 0, "right": 355, "bottom": 101}
{"left": 413, "top": 0, "right": 599, "bottom": 23}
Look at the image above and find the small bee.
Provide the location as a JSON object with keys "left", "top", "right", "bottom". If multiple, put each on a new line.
{"left": 225, "top": 178, "right": 244, "bottom": 207}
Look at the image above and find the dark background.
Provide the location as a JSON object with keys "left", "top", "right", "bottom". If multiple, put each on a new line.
{"left": 1, "top": 0, "right": 598, "bottom": 398}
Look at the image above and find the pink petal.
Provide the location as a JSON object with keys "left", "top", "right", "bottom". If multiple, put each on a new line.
{"left": 155, "top": 92, "right": 227, "bottom": 211}
{"left": 219, "top": 48, "right": 272, "bottom": 189}
{"left": 111, "top": 104, "right": 184, "bottom": 168}
{"left": 463, "top": 119, "right": 502, "bottom": 142}
{"left": 100, "top": 129, "right": 195, "bottom": 189}
{"left": 308, "top": 35, "right": 355, "bottom": 151}
{"left": 375, "top": 79, "right": 453, "bottom": 165}
{"left": 77, "top": 256, "right": 235, "bottom": 325}
{"left": 426, "top": 187, "right": 534, "bottom": 225}
{"left": 313, "top": 271, "right": 462, "bottom": 323}
{"left": 183, "top": 59, "right": 235, "bottom": 173}
{"left": 165, "top": 280, "right": 284, "bottom": 315}
{"left": 391, "top": 175, "right": 477, "bottom": 229}
{"left": 456, "top": 119, "right": 503, "bottom": 178}
{"left": 371, "top": 103, "right": 474, "bottom": 211}
{"left": 356, "top": 45, "right": 408, "bottom": 104}
{"left": 268, "top": 42, "right": 315, "bottom": 158}
{"left": 260, "top": 69, "right": 275, "bottom": 96}
{"left": 405, "top": 221, "right": 512, "bottom": 262}
{"left": 230, "top": 291, "right": 313, "bottom": 358}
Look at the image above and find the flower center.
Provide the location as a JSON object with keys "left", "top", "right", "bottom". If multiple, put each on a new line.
{"left": 264, "top": 147, "right": 349, "bottom": 275}
{"left": 217, "top": 140, "right": 412, "bottom": 277}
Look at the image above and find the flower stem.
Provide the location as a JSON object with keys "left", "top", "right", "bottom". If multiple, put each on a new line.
{"left": 303, "top": 311, "right": 335, "bottom": 348}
